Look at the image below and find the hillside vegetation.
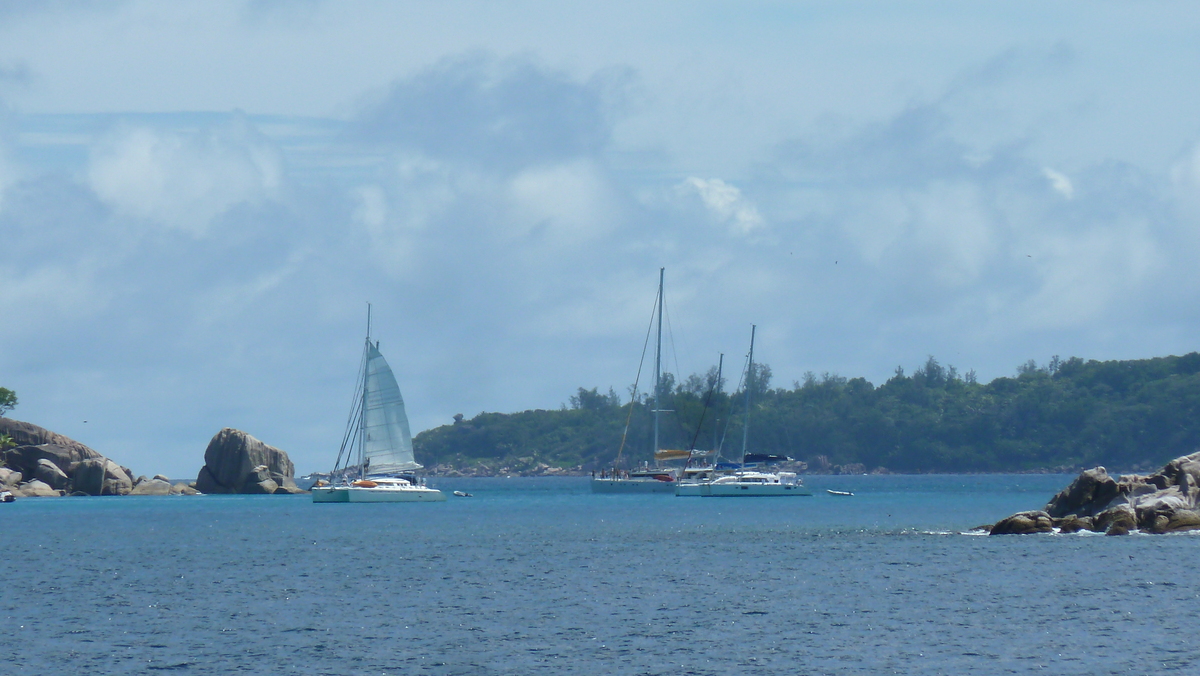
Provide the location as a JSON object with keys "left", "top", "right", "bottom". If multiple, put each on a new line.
{"left": 415, "top": 353, "right": 1200, "bottom": 474}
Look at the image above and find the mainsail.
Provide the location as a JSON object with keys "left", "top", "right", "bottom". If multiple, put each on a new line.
{"left": 362, "top": 341, "right": 421, "bottom": 473}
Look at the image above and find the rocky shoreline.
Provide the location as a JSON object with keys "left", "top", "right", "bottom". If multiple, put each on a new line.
{"left": 987, "top": 451, "right": 1200, "bottom": 535}
{"left": 1, "top": 417, "right": 303, "bottom": 497}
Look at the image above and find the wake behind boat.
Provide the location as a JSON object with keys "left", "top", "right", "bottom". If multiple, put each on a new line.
{"left": 312, "top": 306, "right": 445, "bottom": 504}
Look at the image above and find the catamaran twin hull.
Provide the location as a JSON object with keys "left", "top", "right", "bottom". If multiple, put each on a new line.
{"left": 311, "top": 486, "right": 447, "bottom": 502}
{"left": 590, "top": 477, "right": 677, "bottom": 494}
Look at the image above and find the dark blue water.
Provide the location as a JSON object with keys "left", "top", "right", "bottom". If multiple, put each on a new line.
{"left": 3, "top": 475, "right": 1198, "bottom": 675}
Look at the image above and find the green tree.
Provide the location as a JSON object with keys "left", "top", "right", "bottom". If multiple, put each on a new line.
{"left": 0, "top": 387, "right": 16, "bottom": 417}
{"left": 410, "top": 351, "right": 1200, "bottom": 474}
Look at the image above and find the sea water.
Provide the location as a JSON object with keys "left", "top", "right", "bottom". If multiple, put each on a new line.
{"left": 2, "top": 474, "right": 1198, "bottom": 675}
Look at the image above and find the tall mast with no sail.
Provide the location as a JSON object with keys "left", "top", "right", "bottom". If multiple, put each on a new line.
{"left": 741, "top": 324, "right": 755, "bottom": 462}
{"left": 653, "top": 267, "right": 664, "bottom": 458}
{"left": 713, "top": 352, "right": 723, "bottom": 453}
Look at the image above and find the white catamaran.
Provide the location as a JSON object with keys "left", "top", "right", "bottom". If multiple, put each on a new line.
{"left": 312, "top": 307, "right": 445, "bottom": 503}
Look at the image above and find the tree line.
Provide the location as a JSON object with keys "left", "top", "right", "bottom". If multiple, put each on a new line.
{"left": 412, "top": 352, "right": 1200, "bottom": 473}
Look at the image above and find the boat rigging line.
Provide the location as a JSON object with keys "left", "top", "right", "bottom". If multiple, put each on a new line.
{"left": 613, "top": 271, "right": 661, "bottom": 469}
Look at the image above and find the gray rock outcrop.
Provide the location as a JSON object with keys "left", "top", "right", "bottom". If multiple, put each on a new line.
{"left": 195, "top": 428, "right": 303, "bottom": 495}
{"left": 1094, "top": 504, "right": 1136, "bottom": 535}
{"left": 130, "top": 479, "right": 172, "bottom": 496}
{"left": 1044, "top": 467, "right": 1121, "bottom": 518}
{"left": 1053, "top": 514, "right": 1093, "bottom": 533}
{"left": 1, "top": 417, "right": 158, "bottom": 497}
{"left": 0, "top": 467, "right": 21, "bottom": 487}
{"left": 34, "top": 458, "right": 70, "bottom": 491}
{"left": 170, "top": 482, "right": 201, "bottom": 495}
{"left": 0, "top": 417, "right": 104, "bottom": 462}
{"left": 5, "top": 442, "right": 102, "bottom": 479}
{"left": 73, "top": 458, "right": 134, "bottom": 496}
{"left": 993, "top": 451, "right": 1200, "bottom": 535}
{"left": 17, "top": 479, "right": 60, "bottom": 497}
{"left": 990, "top": 510, "right": 1054, "bottom": 535}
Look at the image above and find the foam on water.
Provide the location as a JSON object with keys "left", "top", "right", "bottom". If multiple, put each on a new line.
{"left": 3, "top": 475, "right": 1198, "bottom": 675}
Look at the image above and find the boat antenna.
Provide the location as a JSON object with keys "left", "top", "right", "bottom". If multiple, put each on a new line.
{"left": 741, "top": 324, "right": 755, "bottom": 464}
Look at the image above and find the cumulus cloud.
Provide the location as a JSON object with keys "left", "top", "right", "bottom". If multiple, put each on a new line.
{"left": 1042, "top": 167, "right": 1074, "bottom": 199}
{"left": 353, "top": 53, "right": 614, "bottom": 173}
{"left": 349, "top": 56, "right": 630, "bottom": 285}
{"left": 87, "top": 113, "right": 284, "bottom": 236}
{"left": 0, "top": 145, "right": 15, "bottom": 211}
{"left": 508, "top": 159, "right": 617, "bottom": 243}
{"left": 1170, "top": 140, "right": 1200, "bottom": 217}
{"left": 0, "top": 103, "right": 18, "bottom": 211}
{"left": 677, "top": 177, "right": 764, "bottom": 235}
{"left": 752, "top": 76, "right": 1200, "bottom": 370}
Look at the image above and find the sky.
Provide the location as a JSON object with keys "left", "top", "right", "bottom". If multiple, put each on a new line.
{"left": 3, "top": 1, "right": 1200, "bottom": 478}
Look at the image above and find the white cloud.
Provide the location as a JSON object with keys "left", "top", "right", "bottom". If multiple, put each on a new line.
{"left": 507, "top": 159, "right": 617, "bottom": 244}
{"left": 1013, "top": 216, "right": 1161, "bottom": 331}
{"left": 0, "top": 113, "right": 18, "bottom": 211}
{"left": 843, "top": 181, "right": 995, "bottom": 287}
{"left": 352, "top": 184, "right": 388, "bottom": 229}
{"left": 353, "top": 53, "right": 613, "bottom": 172}
{"left": 1170, "top": 140, "right": 1200, "bottom": 212}
{"left": 0, "top": 263, "right": 110, "bottom": 323}
{"left": 0, "top": 147, "right": 15, "bottom": 211}
{"left": 1042, "top": 167, "right": 1074, "bottom": 199}
{"left": 87, "top": 115, "right": 284, "bottom": 236}
{"left": 678, "top": 177, "right": 764, "bottom": 235}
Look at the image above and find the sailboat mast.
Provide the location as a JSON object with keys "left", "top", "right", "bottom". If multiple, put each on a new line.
{"left": 741, "top": 324, "right": 755, "bottom": 462}
{"left": 653, "top": 267, "right": 664, "bottom": 458}
{"left": 713, "top": 352, "right": 723, "bottom": 453}
{"left": 360, "top": 303, "right": 371, "bottom": 480}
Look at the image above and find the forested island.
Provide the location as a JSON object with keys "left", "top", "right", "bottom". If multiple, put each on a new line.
{"left": 415, "top": 353, "right": 1200, "bottom": 475}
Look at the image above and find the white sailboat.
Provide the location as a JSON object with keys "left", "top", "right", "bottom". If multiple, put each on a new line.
{"left": 676, "top": 325, "right": 812, "bottom": 497}
{"left": 591, "top": 268, "right": 687, "bottom": 494}
{"left": 312, "top": 307, "right": 446, "bottom": 503}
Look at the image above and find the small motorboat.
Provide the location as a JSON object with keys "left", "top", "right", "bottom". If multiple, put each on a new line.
{"left": 0, "top": 490, "right": 15, "bottom": 503}
{"left": 826, "top": 489, "right": 854, "bottom": 496}
{"left": 452, "top": 491, "right": 473, "bottom": 498}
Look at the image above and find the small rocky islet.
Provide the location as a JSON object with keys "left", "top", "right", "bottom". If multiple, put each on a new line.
{"left": 988, "top": 452, "right": 1200, "bottom": 535}
{"left": 0, "top": 416, "right": 301, "bottom": 497}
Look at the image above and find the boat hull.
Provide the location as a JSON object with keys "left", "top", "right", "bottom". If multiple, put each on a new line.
{"left": 312, "top": 486, "right": 446, "bottom": 502}
{"left": 311, "top": 486, "right": 349, "bottom": 502}
{"left": 674, "top": 482, "right": 710, "bottom": 496}
{"left": 590, "top": 478, "right": 676, "bottom": 494}
{"left": 676, "top": 481, "right": 813, "bottom": 497}
{"left": 706, "top": 483, "right": 812, "bottom": 496}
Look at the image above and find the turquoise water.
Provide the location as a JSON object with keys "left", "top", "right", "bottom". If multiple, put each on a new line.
{"left": 3, "top": 475, "right": 1198, "bottom": 675}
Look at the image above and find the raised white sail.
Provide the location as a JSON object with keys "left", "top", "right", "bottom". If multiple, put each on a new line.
{"left": 312, "top": 306, "right": 444, "bottom": 502}
{"left": 363, "top": 341, "right": 421, "bottom": 474}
